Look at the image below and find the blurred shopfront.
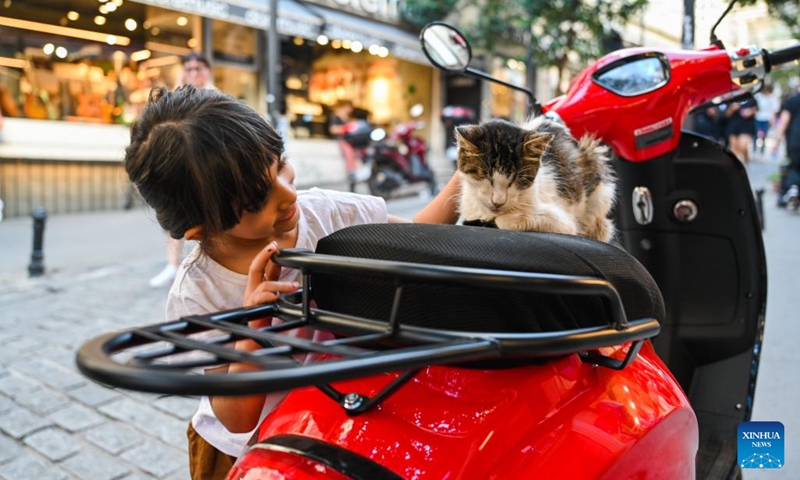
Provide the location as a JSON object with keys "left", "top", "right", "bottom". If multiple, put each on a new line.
{"left": 0, "top": 0, "right": 435, "bottom": 218}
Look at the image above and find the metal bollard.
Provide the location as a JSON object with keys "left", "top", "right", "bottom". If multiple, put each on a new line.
{"left": 28, "top": 206, "right": 47, "bottom": 277}
{"left": 755, "top": 188, "right": 765, "bottom": 231}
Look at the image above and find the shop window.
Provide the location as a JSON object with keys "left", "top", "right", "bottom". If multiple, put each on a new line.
{"left": 210, "top": 20, "right": 258, "bottom": 110}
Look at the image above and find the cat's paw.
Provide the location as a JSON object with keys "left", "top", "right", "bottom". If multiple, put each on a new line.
{"left": 494, "top": 213, "right": 529, "bottom": 231}
{"left": 496, "top": 212, "right": 579, "bottom": 235}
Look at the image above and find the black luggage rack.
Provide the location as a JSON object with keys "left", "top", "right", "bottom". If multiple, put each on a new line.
{"left": 77, "top": 249, "right": 660, "bottom": 414}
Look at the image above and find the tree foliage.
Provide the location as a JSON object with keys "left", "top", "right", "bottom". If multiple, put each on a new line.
{"left": 739, "top": 0, "right": 800, "bottom": 37}
{"left": 403, "top": 0, "right": 649, "bottom": 91}
{"left": 400, "top": 0, "right": 461, "bottom": 27}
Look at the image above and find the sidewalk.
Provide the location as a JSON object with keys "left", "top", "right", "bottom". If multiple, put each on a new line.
{"left": 0, "top": 139, "right": 353, "bottom": 479}
{"left": 0, "top": 141, "right": 451, "bottom": 479}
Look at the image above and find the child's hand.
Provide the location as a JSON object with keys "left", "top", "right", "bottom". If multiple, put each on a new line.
{"left": 244, "top": 241, "right": 300, "bottom": 308}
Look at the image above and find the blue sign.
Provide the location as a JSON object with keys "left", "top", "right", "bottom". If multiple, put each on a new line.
{"left": 738, "top": 421, "right": 784, "bottom": 469}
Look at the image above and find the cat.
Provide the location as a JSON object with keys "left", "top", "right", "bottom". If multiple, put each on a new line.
{"left": 455, "top": 117, "right": 616, "bottom": 242}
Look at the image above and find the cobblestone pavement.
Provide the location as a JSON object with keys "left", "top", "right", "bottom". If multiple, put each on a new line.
{"left": 0, "top": 259, "right": 193, "bottom": 480}
{"left": 1, "top": 153, "right": 796, "bottom": 479}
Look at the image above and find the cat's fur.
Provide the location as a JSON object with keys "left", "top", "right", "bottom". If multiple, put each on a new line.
{"left": 456, "top": 117, "right": 616, "bottom": 242}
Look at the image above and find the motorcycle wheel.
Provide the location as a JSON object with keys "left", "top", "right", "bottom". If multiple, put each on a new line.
{"left": 368, "top": 164, "right": 401, "bottom": 199}
{"left": 427, "top": 173, "right": 438, "bottom": 196}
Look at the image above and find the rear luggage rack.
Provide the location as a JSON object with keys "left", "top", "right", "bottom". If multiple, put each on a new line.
{"left": 77, "top": 249, "right": 660, "bottom": 414}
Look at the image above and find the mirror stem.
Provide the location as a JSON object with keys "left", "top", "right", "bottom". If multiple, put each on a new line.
{"left": 464, "top": 67, "right": 541, "bottom": 117}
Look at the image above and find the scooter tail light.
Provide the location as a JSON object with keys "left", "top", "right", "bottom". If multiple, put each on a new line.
{"left": 225, "top": 447, "right": 352, "bottom": 480}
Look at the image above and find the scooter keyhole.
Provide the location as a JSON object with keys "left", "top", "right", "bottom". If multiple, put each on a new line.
{"left": 673, "top": 200, "right": 698, "bottom": 222}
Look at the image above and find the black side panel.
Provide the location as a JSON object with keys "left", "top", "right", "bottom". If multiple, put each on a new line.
{"left": 613, "top": 133, "right": 767, "bottom": 480}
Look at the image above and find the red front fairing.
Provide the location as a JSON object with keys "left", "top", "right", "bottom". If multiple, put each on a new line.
{"left": 545, "top": 47, "right": 734, "bottom": 162}
{"left": 229, "top": 342, "right": 697, "bottom": 479}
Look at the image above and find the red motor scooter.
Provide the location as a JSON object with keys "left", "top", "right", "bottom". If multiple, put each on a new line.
{"left": 77, "top": 2, "right": 799, "bottom": 478}
{"left": 340, "top": 119, "right": 383, "bottom": 192}
{"left": 367, "top": 105, "right": 438, "bottom": 198}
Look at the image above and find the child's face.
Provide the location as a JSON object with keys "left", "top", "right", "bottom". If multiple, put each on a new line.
{"left": 227, "top": 158, "right": 299, "bottom": 241}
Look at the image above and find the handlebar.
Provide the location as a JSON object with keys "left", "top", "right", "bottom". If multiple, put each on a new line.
{"left": 765, "top": 43, "right": 800, "bottom": 72}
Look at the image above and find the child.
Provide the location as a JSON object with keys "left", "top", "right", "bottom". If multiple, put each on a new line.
{"left": 124, "top": 85, "right": 408, "bottom": 479}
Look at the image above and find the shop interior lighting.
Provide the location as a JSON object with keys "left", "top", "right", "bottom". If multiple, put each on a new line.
{"left": 350, "top": 41, "right": 363, "bottom": 53}
{"left": 0, "top": 56, "right": 29, "bottom": 69}
{"left": 0, "top": 16, "right": 130, "bottom": 46}
{"left": 142, "top": 20, "right": 151, "bottom": 29}
{"left": 187, "top": 38, "right": 198, "bottom": 48}
{"left": 67, "top": 11, "right": 80, "bottom": 21}
{"left": 112, "top": 0, "right": 124, "bottom": 5}
{"left": 341, "top": 39, "right": 352, "bottom": 49}
{"left": 150, "top": 27, "right": 160, "bottom": 36}
{"left": 94, "top": 15, "right": 107, "bottom": 26}
{"left": 55, "top": 46, "right": 68, "bottom": 59}
{"left": 125, "top": 18, "right": 137, "bottom": 31}
{"left": 316, "top": 35, "right": 329, "bottom": 46}
{"left": 106, "top": 35, "right": 118, "bottom": 45}
{"left": 331, "top": 39, "right": 341, "bottom": 49}
{"left": 144, "top": 54, "right": 179, "bottom": 68}
{"left": 292, "top": 36, "right": 303, "bottom": 46}
{"left": 43, "top": 43, "right": 55, "bottom": 55}
{"left": 130, "top": 49, "right": 151, "bottom": 62}
{"left": 176, "top": 16, "right": 188, "bottom": 27}
{"left": 145, "top": 41, "right": 191, "bottom": 56}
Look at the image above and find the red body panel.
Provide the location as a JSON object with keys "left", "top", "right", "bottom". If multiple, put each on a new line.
{"left": 229, "top": 342, "right": 697, "bottom": 479}
{"left": 544, "top": 47, "right": 734, "bottom": 162}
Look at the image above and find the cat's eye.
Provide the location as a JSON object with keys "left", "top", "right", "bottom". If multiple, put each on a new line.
{"left": 593, "top": 53, "right": 670, "bottom": 97}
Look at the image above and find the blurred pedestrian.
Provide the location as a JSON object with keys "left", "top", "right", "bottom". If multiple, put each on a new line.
{"left": 328, "top": 101, "right": 360, "bottom": 192}
{"left": 725, "top": 99, "right": 757, "bottom": 165}
{"left": 149, "top": 52, "right": 216, "bottom": 288}
{"left": 692, "top": 105, "right": 725, "bottom": 145}
{"left": 772, "top": 81, "right": 800, "bottom": 205}
{"left": 754, "top": 84, "right": 781, "bottom": 156}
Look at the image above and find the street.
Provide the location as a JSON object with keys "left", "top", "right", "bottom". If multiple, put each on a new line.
{"left": 0, "top": 157, "right": 798, "bottom": 479}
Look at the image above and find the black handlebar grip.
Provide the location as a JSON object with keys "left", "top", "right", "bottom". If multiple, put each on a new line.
{"left": 765, "top": 43, "right": 800, "bottom": 72}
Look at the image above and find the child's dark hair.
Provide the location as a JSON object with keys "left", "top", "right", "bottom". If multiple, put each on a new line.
{"left": 125, "top": 85, "right": 284, "bottom": 242}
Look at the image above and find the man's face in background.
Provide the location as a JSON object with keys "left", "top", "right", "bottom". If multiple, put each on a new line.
{"left": 182, "top": 59, "right": 211, "bottom": 88}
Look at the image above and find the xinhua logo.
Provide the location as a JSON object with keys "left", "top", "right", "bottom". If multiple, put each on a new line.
{"left": 738, "top": 421, "right": 784, "bottom": 469}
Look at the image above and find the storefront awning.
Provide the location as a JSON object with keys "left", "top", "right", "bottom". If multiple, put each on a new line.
{"left": 127, "top": 0, "right": 427, "bottom": 65}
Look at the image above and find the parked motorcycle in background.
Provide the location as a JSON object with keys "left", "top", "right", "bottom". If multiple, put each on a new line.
{"left": 441, "top": 105, "right": 477, "bottom": 169}
{"left": 340, "top": 119, "right": 382, "bottom": 192}
{"left": 367, "top": 104, "right": 437, "bottom": 198}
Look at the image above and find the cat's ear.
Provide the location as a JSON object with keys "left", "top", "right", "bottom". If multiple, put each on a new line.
{"left": 522, "top": 132, "right": 554, "bottom": 159}
{"left": 455, "top": 125, "right": 484, "bottom": 153}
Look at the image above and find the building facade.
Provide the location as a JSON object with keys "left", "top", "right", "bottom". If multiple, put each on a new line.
{"left": 0, "top": 0, "right": 438, "bottom": 218}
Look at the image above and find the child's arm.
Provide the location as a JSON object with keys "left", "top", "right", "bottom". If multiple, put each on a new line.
{"left": 210, "top": 241, "right": 300, "bottom": 433}
{"left": 413, "top": 172, "right": 460, "bottom": 224}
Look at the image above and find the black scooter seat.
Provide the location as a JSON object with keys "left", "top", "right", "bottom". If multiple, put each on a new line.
{"left": 312, "top": 223, "right": 665, "bottom": 334}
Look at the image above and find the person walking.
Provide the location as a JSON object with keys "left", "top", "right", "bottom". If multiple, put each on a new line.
{"left": 725, "top": 98, "right": 757, "bottom": 166}
{"left": 772, "top": 81, "right": 800, "bottom": 205}
{"left": 328, "top": 101, "right": 362, "bottom": 192}
{"left": 149, "top": 52, "right": 216, "bottom": 288}
{"left": 754, "top": 84, "right": 781, "bottom": 157}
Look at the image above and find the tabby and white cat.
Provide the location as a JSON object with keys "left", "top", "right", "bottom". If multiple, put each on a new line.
{"left": 455, "top": 117, "right": 616, "bottom": 242}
